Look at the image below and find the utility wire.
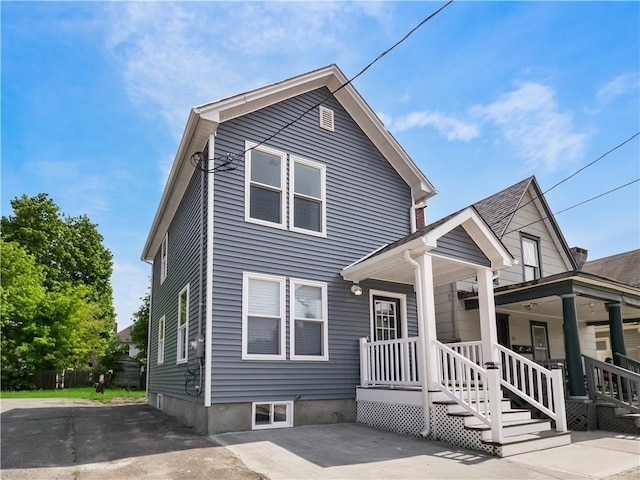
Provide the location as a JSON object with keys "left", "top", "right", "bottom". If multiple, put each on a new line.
{"left": 493, "top": 131, "right": 640, "bottom": 235}
{"left": 502, "top": 178, "right": 640, "bottom": 236}
{"left": 193, "top": 0, "right": 455, "bottom": 173}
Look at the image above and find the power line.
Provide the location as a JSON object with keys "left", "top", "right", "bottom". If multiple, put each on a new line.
{"left": 502, "top": 178, "right": 640, "bottom": 236}
{"left": 193, "top": 0, "right": 455, "bottom": 173}
{"left": 492, "top": 131, "right": 640, "bottom": 234}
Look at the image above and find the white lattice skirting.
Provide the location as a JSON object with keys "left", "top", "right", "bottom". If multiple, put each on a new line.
{"left": 357, "top": 400, "right": 424, "bottom": 437}
{"left": 357, "top": 400, "right": 498, "bottom": 455}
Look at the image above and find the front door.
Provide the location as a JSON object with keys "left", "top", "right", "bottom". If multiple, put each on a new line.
{"left": 496, "top": 313, "right": 510, "bottom": 348}
{"left": 372, "top": 295, "right": 401, "bottom": 341}
{"left": 530, "top": 321, "right": 550, "bottom": 360}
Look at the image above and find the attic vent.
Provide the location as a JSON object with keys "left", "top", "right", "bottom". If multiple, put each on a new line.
{"left": 319, "top": 106, "right": 334, "bottom": 132}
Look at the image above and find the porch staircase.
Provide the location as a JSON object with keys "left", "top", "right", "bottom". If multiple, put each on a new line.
{"left": 357, "top": 338, "right": 572, "bottom": 457}
{"left": 430, "top": 389, "right": 571, "bottom": 457}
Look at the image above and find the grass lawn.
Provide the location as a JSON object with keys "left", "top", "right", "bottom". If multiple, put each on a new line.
{"left": 0, "top": 386, "right": 147, "bottom": 403}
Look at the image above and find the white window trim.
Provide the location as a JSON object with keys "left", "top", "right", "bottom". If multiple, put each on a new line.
{"left": 242, "top": 272, "right": 286, "bottom": 360}
{"left": 177, "top": 284, "right": 189, "bottom": 364}
{"left": 521, "top": 234, "right": 541, "bottom": 281}
{"left": 160, "top": 233, "right": 168, "bottom": 284}
{"left": 157, "top": 315, "right": 165, "bottom": 365}
{"left": 244, "top": 141, "right": 287, "bottom": 230}
{"left": 290, "top": 278, "right": 329, "bottom": 361}
{"left": 369, "top": 289, "right": 408, "bottom": 342}
{"left": 289, "top": 155, "right": 327, "bottom": 237}
{"left": 251, "top": 401, "right": 294, "bottom": 430}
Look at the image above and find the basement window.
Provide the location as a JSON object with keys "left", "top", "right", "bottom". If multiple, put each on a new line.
{"left": 252, "top": 401, "right": 293, "bottom": 430}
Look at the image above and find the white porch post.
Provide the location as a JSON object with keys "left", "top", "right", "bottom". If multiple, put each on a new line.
{"left": 477, "top": 267, "right": 502, "bottom": 442}
{"left": 417, "top": 253, "right": 439, "bottom": 388}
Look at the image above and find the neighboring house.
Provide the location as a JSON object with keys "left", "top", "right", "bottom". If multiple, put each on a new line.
{"left": 143, "top": 65, "right": 608, "bottom": 456}
{"left": 117, "top": 325, "right": 140, "bottom": 359}
{"left": 581, "top": 250, "right": 640, "bottom": 362}
{"left": 440, "top": 177, "right": 640, "bottom": 406}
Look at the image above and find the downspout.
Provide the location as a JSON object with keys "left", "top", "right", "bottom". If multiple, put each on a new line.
{"left": 204, "top": 132, "right": 216, "bottom": 408}
{"left": 410, "top": 203, "right": 417, "bottom": 233}
{"left": 143, "top": 259, "right": 154, "bottom": 395}
{"left": 403, "top": 250, "right": 431, "bottom": 438}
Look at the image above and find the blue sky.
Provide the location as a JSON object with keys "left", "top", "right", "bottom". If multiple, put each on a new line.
{"left": 2, "top": 2, "right": 639, "bottom": 330}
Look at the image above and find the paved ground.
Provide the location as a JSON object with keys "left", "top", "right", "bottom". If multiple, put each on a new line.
{"left": 0, "top": 398, "right": 265, "bottom": 480}
{"left": 214, "top": 423, "right": 640, "bottom": 480}
{"left": 2, "top": 398, "right": 638, "bottom": 480}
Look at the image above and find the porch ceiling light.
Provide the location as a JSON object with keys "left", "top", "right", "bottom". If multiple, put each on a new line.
{"left": 351, "top": 283, "right": 363, "bottom": 296}
{"left": 522, "top": 302, "right": 537, "bottom": 311}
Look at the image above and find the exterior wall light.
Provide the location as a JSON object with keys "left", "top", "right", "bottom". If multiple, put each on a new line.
{"left": 351, "top": 284, "right": 363, "bottom": 296}
{"left": 522, "top": 302, "right": 537, "bottom": 311}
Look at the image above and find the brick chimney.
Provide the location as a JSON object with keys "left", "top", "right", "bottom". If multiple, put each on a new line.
{"left": 570, "top": 247, "right": 588, "bottom": 269}
{"left": 415, "top": 207, "right": 426, "bottom": 230}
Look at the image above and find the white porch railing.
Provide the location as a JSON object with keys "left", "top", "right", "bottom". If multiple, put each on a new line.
{"left": 498, "top": 344, "right": 567, "bottom": 431}
{"left": 359, "top": 337, "right": 420, "bottom": 388}
{"left": 448, "top": 341, "right": 483, "bottom": 366}
{"left": 435, "top": 340, "right": 493, "bottom": 427}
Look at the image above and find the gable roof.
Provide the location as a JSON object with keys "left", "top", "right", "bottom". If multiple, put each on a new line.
{"left": 342, "top": 207, "right": 513, "bottom": 286}
{"left": 141, "top": 64, "right": 436, "bottom": 261}
{"left": 472, "top": 176, "right": 578, "bottom": 270}
{"left": 582, "top": 249, "right": 640, "bottom": 286}
{"left": 473, "top": 177, "right": 532, "bottom": 238}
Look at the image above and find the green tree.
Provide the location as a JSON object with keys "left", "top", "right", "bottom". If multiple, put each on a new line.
{"left": 1, "top": 193, "right": 115, "bottom": 319}
{"left": 1, "top": 194, "right": 116, "bottom": 389}
{"left": 129, "top": 291, "right": 150, "bottom": 362}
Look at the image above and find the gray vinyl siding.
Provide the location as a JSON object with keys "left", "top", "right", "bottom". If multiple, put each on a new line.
{"left": 497, "top": 188, "right": 572, "bottom": 286}
{"left": 433, "top": 226, "right": 490, "bottom": 267}
{"left": 210, "top": 87, "right": 417, "bottom": 403}
{"left": 148, "top": 167, "right": 205, "bottom": 400}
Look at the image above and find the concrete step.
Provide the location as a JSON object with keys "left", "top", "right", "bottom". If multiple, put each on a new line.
{"left": 486, "top": 430, "right": 572, "bottom": 457}
{"left": 466, "top": 418, "right": 552, "bottom": 441}
{"left": 450, "top": 409, "right": 532, "bottom": 427}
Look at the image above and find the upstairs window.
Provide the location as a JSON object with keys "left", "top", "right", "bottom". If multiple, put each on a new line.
{"left": 177, "top": 285, "right": 189, "bottom": 364}
{"left": 160, "top": 233, "right": 168, "bottom": 283}
{"left": 522, "top": 235, "right": 541, "bottom": 281}
{"left": 245, "top": 143, "right": 286, "bottom": 229}
{"left": 290, "top": 157, "right": 326, "bottom": 236}
{"left": 242, "top": 273, "right": 286, "bottom": 360}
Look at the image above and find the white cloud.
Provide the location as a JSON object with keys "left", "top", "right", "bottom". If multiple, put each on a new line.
{"left": 391, "top": 111, "right": 480, "bottom": 141}
{"left": 597, "top": 72, "right": 639, "bottom": 104}
{"left": 103, "top": 2, "right": 389, "bottom": 138}
{"left": 473, "top": 82, "right": 588, "bottom": 171}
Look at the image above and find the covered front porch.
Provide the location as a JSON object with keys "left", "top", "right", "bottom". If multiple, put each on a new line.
{"left": 342, "top": 208, "right": 569, "bottom": 456}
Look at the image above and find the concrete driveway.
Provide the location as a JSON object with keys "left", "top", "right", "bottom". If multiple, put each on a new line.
{"left": 0, "top": 398, "right": 265, "bottom": 480}
{"left": 2, "top": 398, "right": 638, "bottom": 480}
{"left": 214, "top": 423, "right": 640, "bottom": 480}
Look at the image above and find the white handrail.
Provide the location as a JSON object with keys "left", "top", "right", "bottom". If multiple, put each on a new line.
{"left": 359, "top": 337, "right": 421, "bottom": 387}
{"left": 497, "top": 344, "right": 567, "bottom": 431}
{"left": 435, "top": 341, "right": 491, "bottom": 426}
{"left": 447, "top": 341, "right": 483, "bottom": 366}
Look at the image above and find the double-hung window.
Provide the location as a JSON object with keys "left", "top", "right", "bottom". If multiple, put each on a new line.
{"left": 157, "top": 315, "right": 165, "bottom": 365}
{"left": 290, "top": 156, "right": 326, "bottom": 236}
{"left": 160, "top": 233, "right": 168, "bottom": 283}
{"left": 522, "top": 235, "right": 541, "bottom": 281}
{"left": 290, "top": 279, "right": 328, "bottom": 361}
{"left": 177, "top": 285, "right": 189, "bottom": 363}
{"left": 245, "top": 143, "right": 286, "bottom": 228}
{"left": 242, "top": 273, "right": 286, "bottom": 360}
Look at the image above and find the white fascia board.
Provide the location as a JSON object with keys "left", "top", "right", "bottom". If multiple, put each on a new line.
{"left": 196, "top": 65, "right": 342, "bottom": 124}
{"left": 333, "top": 83, "right": 436, "bottom": 203}
{"left": 141, "top": 113, "right": 218, "bottom": 261}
